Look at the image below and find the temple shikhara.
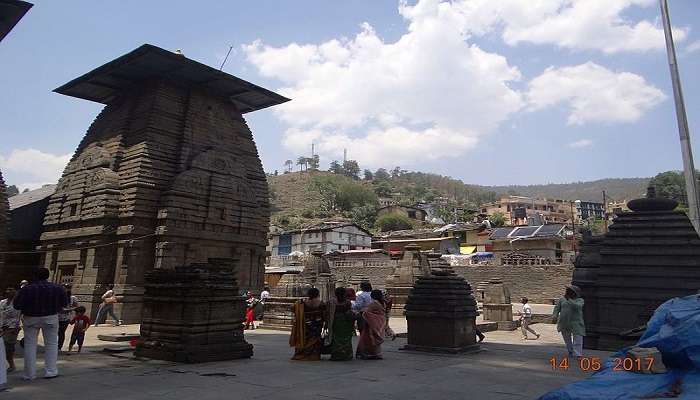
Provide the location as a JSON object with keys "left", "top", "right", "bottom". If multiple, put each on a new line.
{"left": 38, "top": 44, "right": 289, "bottom": 322}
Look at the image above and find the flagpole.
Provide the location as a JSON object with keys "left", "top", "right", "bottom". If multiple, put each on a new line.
{"left": 660, "top": 0, "right": 700, "bottom": 235}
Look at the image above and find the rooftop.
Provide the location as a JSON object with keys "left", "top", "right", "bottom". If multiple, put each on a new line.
{"left": 0, "top": 0, "right": 32, "bottom": 43}
{"left": 8, "top": 184, "right": 56, "bottom": 210}
{"left": 54, "top": 44, "right": 290, "bottom": 113}
{"left": 489, "top": 224, "right": 566, "bottom": 240}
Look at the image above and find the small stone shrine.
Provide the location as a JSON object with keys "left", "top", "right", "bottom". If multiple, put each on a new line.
{"left": 0, "top": 169, "right": 8, "bottom": 288}
{"left": 573, "top": 187, "right": 700, "bottom": 351}
{"left": 301, "top": 250, "right": 335, "bottom": 302}
{"left": 135, "top": 258, "right": 252, "bottom": 362}
{"left": 482, "top": 278, "right": 516, "bottom": 330}
{"left": 385, "top": 244, "right": 430, "bottom": 316}
{"left": 38, "top": 44, "right": 288, "bottom": 322}
{"left": 402, "top": 253, "right": 480, "bottom": 353}
{"left": 261, "top": 271, "right": 311, "bottom": 330}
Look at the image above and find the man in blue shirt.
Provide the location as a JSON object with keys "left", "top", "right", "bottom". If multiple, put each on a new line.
{"left": 352, "top": 281, "right": 373, "bottom": 333}
{"left": 13, "top": 268, "right": 68, "bottom": 380}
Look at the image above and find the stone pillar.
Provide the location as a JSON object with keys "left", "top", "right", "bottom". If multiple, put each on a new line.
{"left": 402, "top": 255, "right": 479, "bottom": 353}
{"left": 482, "top": 278, "right": 516, "bottom": 330}
{"left": 385, "top": 244, "right": 429, "bottom": 316}
{"left": 135, "top": 258, "right": 252, "bottom": 363}
{"left": 261, "top": 271, "right": 311, "bottom": 330}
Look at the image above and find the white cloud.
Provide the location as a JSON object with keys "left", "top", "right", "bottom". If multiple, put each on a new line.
{"left": 400, "top": 0, "right": 687, "bottom": 54}
{"left": 568, "top": 139, "right": 593, "bottom": 148}
{"left": 244, "top": 9, "right": 524, "bottom": 167}
{"left": 685, "top": 40, "right": 700, "bottom": 55}
{"left": 526, "top": 62, "right": 666, "bottom": 125}
{"left": 0, "top": 149, "right": 71, "bottom": 190}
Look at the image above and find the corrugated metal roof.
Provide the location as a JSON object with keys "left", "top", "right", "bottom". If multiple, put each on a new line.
{"left": 0, "top": 0, "right": 32, "bottom": 43}
{"left": 9, "top": 184, "right": 56, "bottom": 210}
{"left": 54, "top": 44, "right": 290, "bottom": 113}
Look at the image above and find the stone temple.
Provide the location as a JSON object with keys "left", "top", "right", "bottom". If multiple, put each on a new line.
{"left": 38, "top": 44, "right": 289, "bottom": 322}
{"left": 572, "top": 187, "right": 700, "bottom": 351}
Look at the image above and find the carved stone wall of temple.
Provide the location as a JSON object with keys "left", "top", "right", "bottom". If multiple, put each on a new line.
{"left": 573, "top": 187, "right": 700, "bottom": 351}
{"left": 0, "top": 169, "right": 8, "bottom": 288}
{"left": 38, "top": 45, "right": 288, "bottom": 322}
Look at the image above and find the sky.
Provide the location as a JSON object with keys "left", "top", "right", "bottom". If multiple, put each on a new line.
{"left": 2, "top": 0, "right": 700, "bottom": 191}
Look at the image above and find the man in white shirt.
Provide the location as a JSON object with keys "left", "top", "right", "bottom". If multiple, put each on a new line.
{"left": 519, "top": 297, "right": 540, "bottom": 340}
{"left": 352, "top": 282, "right": 373, "bottom": 333}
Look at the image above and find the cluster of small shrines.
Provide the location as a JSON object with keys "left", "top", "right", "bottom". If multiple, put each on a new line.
{"left": 2, "top": 44, "right": 700, "bottom": 364}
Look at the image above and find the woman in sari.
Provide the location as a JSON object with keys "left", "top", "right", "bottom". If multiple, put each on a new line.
{"left": 290, "top": 287, "right": 326, "bottom": 361}
{"left": 356, "top": 290, "right": 386, "bottom": 360}
{"left": 327, "top": 287, "right": 355, "bottom": 361}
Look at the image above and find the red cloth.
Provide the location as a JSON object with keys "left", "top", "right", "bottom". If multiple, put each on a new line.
{"left": 357, "top": 301, "right": 385, "bottom": 357}
{"left": 245, "top": 308, "right": 255, "bottom": 324}
{"left": 345, "top": 288, "right": 356, "bottom": 301}
{"left": 70, "top": 315, "right": 91, "bottom": 332}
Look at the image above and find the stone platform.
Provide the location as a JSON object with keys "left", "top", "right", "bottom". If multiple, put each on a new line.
{"left": 4, "top": 322, "right": 611, "bottom": 400}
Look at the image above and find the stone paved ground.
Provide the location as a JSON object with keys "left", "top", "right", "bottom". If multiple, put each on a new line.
{"left": 3, "top": 317, "right": 610, "bottom": 400}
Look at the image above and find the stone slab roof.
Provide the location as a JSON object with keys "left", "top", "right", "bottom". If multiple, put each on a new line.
{"left": 54, "top": 44, "right": 290, "bottom": 113}
{"left": 8, "top": 184, "right": 56, "bottom": 210}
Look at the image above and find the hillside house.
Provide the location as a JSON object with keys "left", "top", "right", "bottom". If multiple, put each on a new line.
{"left": 489, "top": 224, "right": 574, "bottom": 264}
{"left": 480, "top": 196, "right": 571, "bottom": 226}
{"left": 269, "top": 222, "right": 372, "bottom": 256}
{"left": 376, "top": 205, "right": 427, "bottom": 222}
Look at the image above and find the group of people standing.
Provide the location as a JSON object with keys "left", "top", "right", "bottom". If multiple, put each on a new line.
{"left": 0, "top": 267, "right": 124, "bottom": 391}
{"left": 290, "top": 282, "right": 392, "bottom": 361}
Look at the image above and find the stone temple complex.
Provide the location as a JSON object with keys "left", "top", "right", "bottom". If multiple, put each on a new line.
{"left": 572, "top": 187, "right": 700, "bottom": 351}
{"left": 38, "top": 44, "right": 289, "bottom": 322}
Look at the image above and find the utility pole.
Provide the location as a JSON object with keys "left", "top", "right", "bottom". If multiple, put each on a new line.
{"left": 343, "top": 148, "right": 347, "bottom": 164}
{"left": 602, "top": 190, "right": 608, "bottom": 234}
{"left": 660, "top": 0, "right": 700, "bottom": 235}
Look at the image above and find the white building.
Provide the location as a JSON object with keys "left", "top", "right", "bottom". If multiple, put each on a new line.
{"left": 269, "top": 222, "right": 372, "bottom": 256}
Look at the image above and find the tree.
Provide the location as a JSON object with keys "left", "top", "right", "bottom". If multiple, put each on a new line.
{"left": 343, "top": 160, "right": 360, "bottom": 180}
{"left": 335, "top": 181, "right": 377, "bottom": 211}
{"left": 374, "top": 168, "right": 390, "bottom": 181}
{"left": 351, "top": 204, "right": 378, "bottom": 232}
{"left": 374, "top": 181, "right": 392, "bottom": 197}
{"left": 391, "top": 166, "right": 402, "bottom": 178}
{"left": 488, "top": 212, "right": 506, "bottom": 227}
{"left": 363, "top": 169, "right": 374, "bottom": 181}
{"left": 308, "top": 155, "right": 320, "bottom": 171}
{"left": 296, "top": 156, "right": 308, "bottom": 171}
{"left": 6, "top": 184, "right": 19, "bottom": 197}
{"left": 283, "top": 159, "right": 293, "bottom": 173}
{"left": 648, "top": 170, "right": 698, "bottom": 206}
{"left": 376, "top": 213, "right": 413, "bottom": 232}
{"left": 329, "top": 160, "right": 343, "bottom": 174}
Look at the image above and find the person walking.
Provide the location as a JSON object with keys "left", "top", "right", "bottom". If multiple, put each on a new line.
{"left": 12, "top": 268, "right": 68, "bottom": 380}
{"left": 552, "top": 285, "right": 585, "bottom": 358}
{"left": 0, "top": 287, "right": 21, "bottom": 374}
{"left": 244, "top": 291, "right": 259, "bottom": 330}
{"left": 94, "top": 287, "right": 121, "bottom": 327}
{"left": 520, "top": 297, "right": 540, "bottom": 340}
{"left": 57, "top": 285, "right": 79, "bottom": 352}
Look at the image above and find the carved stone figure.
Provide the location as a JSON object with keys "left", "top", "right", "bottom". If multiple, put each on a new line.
{"left": 38, "top": 44, "right": 289, "bottom": 322}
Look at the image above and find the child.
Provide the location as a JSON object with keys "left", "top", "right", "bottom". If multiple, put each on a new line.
{"left": 69, "top": 306, "right": 91, "bottom": 352}
{"left": 520, "top": 297, "right": 540, "bottom": 340}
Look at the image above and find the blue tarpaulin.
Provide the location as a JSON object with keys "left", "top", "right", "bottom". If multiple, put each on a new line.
{"left": 539, "top": 294, "right": 700, "bottom": 400}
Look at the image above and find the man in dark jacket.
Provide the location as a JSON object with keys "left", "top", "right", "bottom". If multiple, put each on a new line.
{"left": 13, "top": 268, "right": 68, "bottom": 380}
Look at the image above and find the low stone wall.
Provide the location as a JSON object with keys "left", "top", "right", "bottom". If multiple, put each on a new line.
{"left": 453, "top": 264, "right": 574, "bottom": 304}
{"left": 330, "top": 266, "right": 395, "bottom": 289}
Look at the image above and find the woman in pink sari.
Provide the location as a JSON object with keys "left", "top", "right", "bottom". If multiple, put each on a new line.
{"left": 356, "top": 290, "right": 386, "bottom": 360}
